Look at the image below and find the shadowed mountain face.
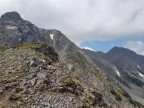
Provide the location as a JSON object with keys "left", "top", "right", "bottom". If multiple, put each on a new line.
{"left": 83, "top": 47, "right": 144, "bottom": 105}
{"left": 0, "top": 11, "right": 144, "bottom": 108}
{"left": 0, "top": 11, "right": 54, "bottom": 47}
{"left": 1, "top": 11, "right": 22, "bottom": 21}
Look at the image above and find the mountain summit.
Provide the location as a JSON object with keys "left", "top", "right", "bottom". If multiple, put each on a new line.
{"left": 0, "top": 11, "right": 144, "bottom": 108}
{"left": 1, "top": 11, "right": 22, "bottom": 21}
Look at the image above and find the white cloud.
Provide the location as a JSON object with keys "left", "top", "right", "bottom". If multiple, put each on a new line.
{"left": 124, "top": 41, "right": 144, "bottom": 55}
{"left": 82, "top": 47, "right": 95, "bottom": 51}
{"left": 0, "top": 0, "right": 144, "bottom": 43}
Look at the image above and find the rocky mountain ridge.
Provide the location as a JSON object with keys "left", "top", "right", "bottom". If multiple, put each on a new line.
{"left": 0, "top": 11, "right": 143, "bottom": 108}
{"left": 83, "top": 47, "right": 144, "bottom": 106}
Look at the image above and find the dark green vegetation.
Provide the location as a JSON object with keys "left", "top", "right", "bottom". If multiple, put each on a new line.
{"left": 110, "top": 89, "right": 121, "bottom": 101}
{"left": 16, "top": 42, "right": 47, "bottom": 49}
{"left": 8, "top": 93, "right": 21, "bottom": 101}
{"left": 0, "top": 45, "right": 7, "bottom": 52}
{"left": 117, "top": 88, "right": 130, "bottom": 98}
{"left": 115, "top": 95, "right": 122, "bottom": 101}
{"left": 110, "top": 87, "right": 144, "bottom": 107}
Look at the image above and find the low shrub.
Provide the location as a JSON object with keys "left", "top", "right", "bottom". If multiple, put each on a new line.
{"left": 9, "top": 93, "right": 21, "bottom": 101}
{"left": 115, "top": 95, "right": 122, "bottom": 101}
{"left": 110, "top": 90, "right": 117, "bottom": 96}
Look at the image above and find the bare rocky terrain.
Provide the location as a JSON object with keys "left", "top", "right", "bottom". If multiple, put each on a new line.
{"left": 0, "top": 11, "right": 144, "bottom": 108}
{"left": 83, "top": 47, "right": 144, "bottom": 106}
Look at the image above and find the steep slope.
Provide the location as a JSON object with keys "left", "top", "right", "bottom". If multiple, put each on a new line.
{"left": 0, "top": 11, "right": 54, "bottom": 47}
{"left": 83, "top": 47, "right": 144, "bottom": 106}
{"left": 0, "top": 11, "right": 143, "bottom": 108}
{"left": 0, "top": 43, "right": 87, "bottom": 107}
{"left": 51, "top": 30, "right": 144, "bottom": 107}
{"left": 0, "top": 43, "right": 139, "bottom": 108}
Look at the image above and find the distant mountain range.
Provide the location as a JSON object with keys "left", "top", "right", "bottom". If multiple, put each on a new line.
{"left": 0, "top": 11, "right": 144, "bottom": 108}
{"left": 83, "top": 47, "right": 144, "bottom": 105}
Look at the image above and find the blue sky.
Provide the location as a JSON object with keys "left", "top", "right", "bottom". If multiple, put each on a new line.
{"left": 80, "top": 40, "right": 127, "bottom": 52}
{"left": 80, "top": 37, "right": 144, "bottom": 53}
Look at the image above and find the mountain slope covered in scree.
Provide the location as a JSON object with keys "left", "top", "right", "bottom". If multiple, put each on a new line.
{"left": 0, "top": 11, "right": 143, "bottom": 108}
{"left": 83, "top": 47, "right": 144, "bottom": 106}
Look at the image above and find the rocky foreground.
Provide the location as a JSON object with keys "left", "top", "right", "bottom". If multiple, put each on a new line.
{"left": 0, "top": 43, "right": 105, "bottom": 108}
{"left": 0, "top": 43, "right": 84, "bottom": 108}
{"left": 0, "top": 43, "right": 142, "bottom": 108}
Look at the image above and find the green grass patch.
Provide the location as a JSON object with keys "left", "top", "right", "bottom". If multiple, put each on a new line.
{"left": 0, "top": 45, "right": 7, "bottom": 52}
{"left": 13, "top": 52, "right": 19, "bottom": 58}
{"left": 74, "top": 52, "right": 86, "bottom": 68}
{"left": 116, "top": 88, "right": 130, "bottom": 98}
{"left": 64, "top": 77, "right": 77, "bottom": 87}
{"left": 89, "top": 68, "right": 102, "bottom": 78}
{"left": 17, "top": 42, "right": 47, "bottom": 49}
{"left": 110, "top": 89, "right": 122, "bottom": 101}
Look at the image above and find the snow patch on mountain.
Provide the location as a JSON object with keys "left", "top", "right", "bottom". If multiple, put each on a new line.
{"left": 6, "top": 25, "right": 17, "bottom": 30}
{"left": 114, "top": 67, "right": 121, "bottom": 77}
{"left": 137, "top": 65, "right": 143, "bottom": 70}
{"left": 82, "top": 47, "right": 95, "bottom": 51}
{"left": 50, "top": 34, "right": 54, "bottom": 40}
{"left": 138, "top": 72, "right": 144, "bottom": 78}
